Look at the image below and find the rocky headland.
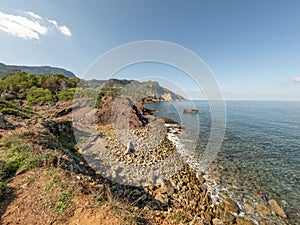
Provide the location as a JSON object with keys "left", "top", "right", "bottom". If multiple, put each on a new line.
{"left": 0, "top": 73, "right": 290, "bottom": 225}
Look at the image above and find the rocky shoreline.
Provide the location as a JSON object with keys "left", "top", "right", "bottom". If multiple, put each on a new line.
{"left": 41, "top": 97, "right": 291, "bottom": 225}
{"left": 71, "top": 95, "right": 291, "bottom": 225}
{"left": 0, "top": 97, "right": 291, "bottom": 224}
{"left": 88, "top": 120, "right": 258, "bottom": 225}
{"left": 165, "top": 120, "right": 292, "bottom": 225}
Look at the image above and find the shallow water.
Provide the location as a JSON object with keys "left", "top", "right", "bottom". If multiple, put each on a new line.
{"left": 145, "top": 100, "right": 300, "bottom": 224}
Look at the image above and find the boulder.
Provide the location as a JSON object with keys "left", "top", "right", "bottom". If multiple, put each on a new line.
{"left": 257, "top": 204, "right": 271, "bottom": 217}
{"left": 236, "top": 217, "right": 255, "bottom": 225}
{"left": 212, "top": 218, "right": 224, "bottom": 225}
{"left": 1, "top": 91, "right": 17, "bottom": 101}
{"left": 0, "top": 113, "right": 15, "bottom": 129}
{"left": 268, "top": 199, "right": 287, "bottom": 218}
{"left": 219, "top": 211, "right": 235, "bottom": 223}
{"left": 243, "top": 203, "right": 255, "bottom": 213}
{"left": 221, "top": 198, "right": 239, "bottom": 213}
{"left": 96, "top": 96, "right": 149, "bottom": 129}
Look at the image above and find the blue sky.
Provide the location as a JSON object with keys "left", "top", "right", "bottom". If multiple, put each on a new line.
{"left": 0, "top": 0, "right": 300, "bottom": 100}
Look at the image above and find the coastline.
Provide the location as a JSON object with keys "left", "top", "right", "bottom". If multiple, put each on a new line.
{"left": 150, "top": 101, "right": 294, "bottom": 225}
{"left": 94, "top": 116, "right": 257, "bottom": 224}
{"left": 0, "top": 96, "right": 293, "bottom": 224}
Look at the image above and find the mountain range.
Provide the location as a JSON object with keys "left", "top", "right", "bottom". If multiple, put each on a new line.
{"left": 0, "top": 62, "right": 76, "bottom": 78}
{"left": 0, "top": 63, "right": 184, "bottom": 101}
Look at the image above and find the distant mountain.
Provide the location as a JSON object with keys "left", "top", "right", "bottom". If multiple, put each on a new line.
{"left": 87, "top": 78, "right": 185, "bottom": 101}
{"left": 0, "top": 63, "right": 76, "bottom": 78}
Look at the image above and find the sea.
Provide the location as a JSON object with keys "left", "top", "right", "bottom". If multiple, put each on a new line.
{"left": 145, "top": 100, "right": 300, "bottom": 225}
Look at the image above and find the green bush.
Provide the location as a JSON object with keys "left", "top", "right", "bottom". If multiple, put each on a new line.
{"left": 26, "top": 86, "right": 55, "bottom": 105}
{"left": 57, "top": 88, "right": 76, "bottom": 101}
{"left": 95, "top": 96, "right": 103, "bottom": 108}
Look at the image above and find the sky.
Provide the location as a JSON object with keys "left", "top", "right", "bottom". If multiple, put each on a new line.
{"left": 0, "top": 0, "right": 300, "bottom": 100}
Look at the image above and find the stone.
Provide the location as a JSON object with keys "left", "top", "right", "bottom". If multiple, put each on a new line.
{"left": 154, "top": 193, "right": 168, "bottom": 205}
{"left": 259, "top": 222, "right": 276, "bottom": 225}
{"left": 52, "top": 106, "right": 75, "bottom": 118}
{"left": 203, "top": 210, "right": 212, "bottom": 221}
{"left": 140, "top": 194, "right": 147, "bottom": 201}
{"left": 1, "top": 91, "right": 17, "bottom": 100}
{"left": 212, "top": 218, "right": 224, "bottom": 225}
{"left": 132, "top": 189, "right": 142, "bottom": 197}
{"left": 257, "top": 204, "right": 271, "bottom": 217}
{"left": 156, "top": 178, "right": 175, "bottom": 195}
{"left": 220, "top": 211, "right": 235, "bottom": 223}
{"left": 0, "top": 113, "right": 7, "bottom": 129}
{"left": 236, "top": 217, "right": 255, "bottom": 225}
{"left": 221, "top": 198, "right": 239, "bottom": 213}
{"left": 126, "top": 141, "right": 134, "bottom": 154}
{"left": 268, "top": 199, "right": 287, "bottom": 218}
{"left": 243, "top": 203, "right": 255, "bottom": 213}
{"left": 15, "top": 167, "right": 28, "bottom": 175}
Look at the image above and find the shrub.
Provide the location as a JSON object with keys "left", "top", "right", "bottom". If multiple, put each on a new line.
{"left": 57, "top": 88, "right": 76, "bottom": 101}
{"left": 26, "top": 86, "right": 55, "bottom": 105}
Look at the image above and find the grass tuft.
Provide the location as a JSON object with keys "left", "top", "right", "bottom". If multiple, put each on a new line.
{"left": 169, "top": 211, "right": 191, "bottom": 224}
{"left": 55, "top": 189, "right": 73, "bottom": 214}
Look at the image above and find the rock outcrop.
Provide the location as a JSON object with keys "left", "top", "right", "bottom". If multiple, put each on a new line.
{"left": 0, "top": 113, "right": 15, "bottom": 129}
{"left": 96, "top": 96, "right": 151, "bottom": 129}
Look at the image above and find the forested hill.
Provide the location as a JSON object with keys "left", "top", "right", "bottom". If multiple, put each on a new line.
{"left": 0, "top": 63, "right": 76, "bottom": 78}
{"left": 87, "top": 78, "right": 185, "bottom": 101}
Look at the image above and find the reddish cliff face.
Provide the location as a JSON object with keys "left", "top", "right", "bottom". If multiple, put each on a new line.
{"left": 95, "top": 96, "right": 152, "bottom": 129}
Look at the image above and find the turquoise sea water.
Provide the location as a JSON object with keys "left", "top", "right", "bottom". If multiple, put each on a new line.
{"left": 145, "top": 101, "right": 300, "bottom": 224}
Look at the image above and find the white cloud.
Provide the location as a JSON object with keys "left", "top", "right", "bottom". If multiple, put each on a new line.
{"left": 0, "top": 10, "right": 72, "bottom": 40}
{"left": 292, "top": 77, "right": 300, "bottom": 82}
{"left": 47, "top": 19, "right": 72, "bottom": 36}
{"left": 58, "top": 25, "right": 72, "bottom": 36}
{"left": 25, "top": 11, "right": 41, "bottom": 20}
{"left": 47, "top": 19, "right": 58, "bottom": 26}
{"left": 0, "top": 11, "right": 47, "bottom": 39}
